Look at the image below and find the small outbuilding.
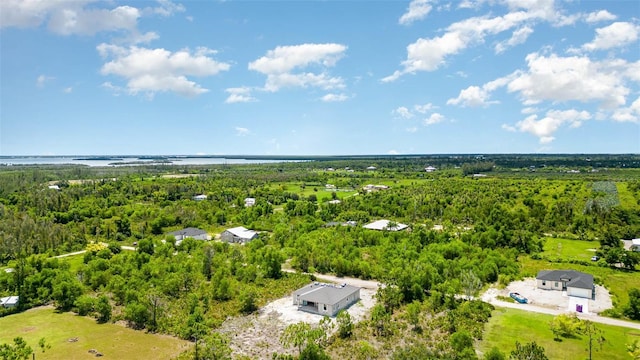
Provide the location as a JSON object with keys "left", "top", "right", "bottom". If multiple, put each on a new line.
{"left": 0, "top": 296, "right": 19, "bottom": 309}
{"left": 220, "top": 226, "right": 258, "bottom": 244}
{"left": 292, "top": 282, "right": 360, "bottom": 317}
{"left": 244, "top": 198, "right": 256, "bottom": 207}
{"left": 536, "top": 270, "right": 594, "bottom": 299}
{"left": 363, "top": 219, "right": 408, "bottom": 232}
{"left": 631, "top": 238, "right": 640, "bottom": 252}
{"left": 192, "top": 194, "right": 207, "bottom": 201}
{"left": 167, "top": 227, "right": 209, "bottom": 245}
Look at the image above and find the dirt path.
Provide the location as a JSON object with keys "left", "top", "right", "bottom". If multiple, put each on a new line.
{"left": 282, "top": 270, "right": 381, "bottom": 290}
{"left": 54, "top": 246, "right": 136, "bottom": 259}
{"left": 54, "top": 250, "right": 87, "bottom": 258}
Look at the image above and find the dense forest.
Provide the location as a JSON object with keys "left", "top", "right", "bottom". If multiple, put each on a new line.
{"left": 0, "top": 155, "right": 639, "bottom": 359}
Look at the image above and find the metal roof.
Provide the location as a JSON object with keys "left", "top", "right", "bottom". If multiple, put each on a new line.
{"left": 536, "top": 270, "right": 594, "bottom": 289}
{"left": 294, "top": 283, "right": 360, "bottom": 305}
{"left": 0, "top": 296, "right": 19, "bottom": 306}
{"left": 363, "top": 219, "right": 408, "bottom": 231}
{"left": 224, "top": 226, "right": 257, "bottom": 239}
{"left": 167, "top": 227, "right": 207, "bottom": 237}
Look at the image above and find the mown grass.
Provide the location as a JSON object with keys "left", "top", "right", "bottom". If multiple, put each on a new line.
{"left": 0, "top": 307, "right": 191, "bottom": 360}
{"left": 519, "top": 256, "right": 640, "bottom": 310}
{"left": 58, "top": 254, "right": 85, "bottom": 273}
{"left": 617, "top": 182, "right": 640, "bottom": 209}
{"left": 540, "top": 237, "right": 599, "bottom": 262}
{"left": 478, "top": 307, "right": 640, "bottom": 360}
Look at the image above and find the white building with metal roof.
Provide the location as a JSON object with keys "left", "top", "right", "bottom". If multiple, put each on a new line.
{"left": 220, "top": 226, "right": 258, "bottom": 244}
{"left": 292, "top": 282, "right": 360, "bottom": 317}
{"left": 363, "top": 219, "right": 408, "bottom": 231}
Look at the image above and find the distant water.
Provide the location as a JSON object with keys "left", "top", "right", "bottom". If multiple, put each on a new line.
{"left": 0, "top": 156, "right": 292, "bottom": 167}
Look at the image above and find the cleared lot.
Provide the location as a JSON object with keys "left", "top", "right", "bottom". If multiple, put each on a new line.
{"left": 482, "top": 278, "right": 612, "bottom": 315}
{"left": 219, "top": 276, "right": 378, "bottom": 359}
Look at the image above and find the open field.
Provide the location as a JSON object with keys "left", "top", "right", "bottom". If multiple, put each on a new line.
{"left": 478, "top": 307, "right": 640, "bottom": 360}
{"left": 0, "top": 307, "right": 191, "bottom": 360}
{"left": 540, "top": 237, "right": 600, "bottom": 262}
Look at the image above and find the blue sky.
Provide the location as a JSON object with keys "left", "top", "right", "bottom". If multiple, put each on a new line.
{"left": 1, "top": 0, "right": 638, "bottom": 156}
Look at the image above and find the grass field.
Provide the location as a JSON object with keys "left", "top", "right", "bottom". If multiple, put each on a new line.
{"left": 478, "top": 307, "right": 640, "bottom": 360}
{"left": 540, "top": 237, "right": 600, "bottom": 262}
{"left": 0, "top": 307, "right": 191, "bottom": 360}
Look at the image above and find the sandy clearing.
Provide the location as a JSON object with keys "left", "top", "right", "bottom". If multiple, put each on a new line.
{"left": 219, "top": 274, "right": 378, "bottom": 359}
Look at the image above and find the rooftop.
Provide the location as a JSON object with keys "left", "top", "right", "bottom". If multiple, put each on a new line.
{"left": 295, "top": 283, "right": 360, "bottom": 305}
{"left": 225, "top": 226, "right": 258, "bottom": 239}
{"left": 363, "top": 219, "right": 408, "bottom": 231}
{"left": 167, "top": 227, "right": 207, "bottom": 237}
{"left": 536, "top": 270, "right": 594, "bottom": 289}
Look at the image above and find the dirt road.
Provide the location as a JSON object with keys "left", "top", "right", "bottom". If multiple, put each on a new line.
{"left": 281, "top": 269, "right": 381, "bottom": 290}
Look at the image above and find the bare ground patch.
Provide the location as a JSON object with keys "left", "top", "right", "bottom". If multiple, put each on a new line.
{"left": 218, "top": 285, "right": 376, "bottom": 359}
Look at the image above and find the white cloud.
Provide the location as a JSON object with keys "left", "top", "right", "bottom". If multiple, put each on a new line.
{"left": 387, "top": 150, "right": 400, "bottom": 155}
{"left": 36, "top": 75, "right": 54, "bottom": 88}
{"left": 249, "top": 43, "right": 346, "bottom": 74}
{"left": 424, "top": 112, "right": 445, "bottom": 125}
{"left": 262, "top": 72, "right": 345, "bottom": 92}
{"left": 248, "top": 43, "right": 347, "bottom": 92}
{"left": 447, "top": 76, "right": 510, "bottom": 107}
{"left": 611, "top": 97, "right": 640, "bottom": 123}
{"left": 509, "top": 109, "right": 591, "bottom": 143}
{"left": 48, "top": 5, "right": 140, "bottom": 35}
{"left": 392, "top": 106, "right": 414, "bottom": 119}
{"left": 0, "top": 0, "right": 80, "bottom": 29}
{"left": 225, "top": 87, "right": 256, "bottom": 103}
{"left": 447, "top": 86, "right": 491, "bottom": 107}
{"left": 383, "top": 1, "right": 579, "bottom": 81}
{"left": 321, "top": 93, "right": 348, "bottom": 102}
{"left": 0, "top": 0, "right": 182, "bottom": 37}
{"left": 507, "top": 53, "right": 631, "bottom": 108}
{"left": 414, "top": 103, "right": 436, "bottom": 113}
{"left": 399, "top": 0, "right": 433, "bottom": 26}
{"left": 585, "top": 10, "right": 617, "bottom": 24}
{"left": 98, "top": 44, "right": 230, "bottom": 97}
{"left": 495, "top": 26, "right": 533, "bottom": 53}
{"left": 582, "top": 22, "right": 640, "bottom": 51}
{"left": 63, "top": 87, "right": 73, "bottom": 93}
{"left": 130, "top": 31, "right": 160, "bottom": 45}
{"left": 406, "top": 127, "right": 418, "bottom": 133}
{"left": 144, "top": 0, "right": 185, "bottom": 17}
{"left": 235, "top": 127, "right": 250, "bottom": 136}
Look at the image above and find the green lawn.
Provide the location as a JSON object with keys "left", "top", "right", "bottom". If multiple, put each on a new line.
{"left": 540, "top": 237, "right": 599, "bottom": 262}
{"left": 0, "top": 307, "right": 191, "bottom": 360}
{"left": 478, "top": 307, "right": 640, "bottom": 360}
{"left": 58, "top": 254, "right": 85, "bottom": 273}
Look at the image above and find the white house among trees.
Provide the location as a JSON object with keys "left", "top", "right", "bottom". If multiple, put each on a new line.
{"left": 220, "top": 226, "right": 258, "bottom": 244}
{"left": 167, "top": 228, "right": 209, "bottom": 245}
{"left": 292, "top": 282, "right": 360, "bottom": 317}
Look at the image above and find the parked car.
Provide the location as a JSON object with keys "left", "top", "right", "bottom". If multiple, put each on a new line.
{"left": 509, "top": 292, "right": 528, "bottom": 304}
{"left": 591, "top": 255, "right": 599, "bottom": 261}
